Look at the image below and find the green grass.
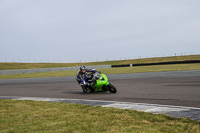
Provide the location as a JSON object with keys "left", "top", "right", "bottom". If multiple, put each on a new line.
{"left": 0, "top": 99, "right": 199, "bottom": 133}
{"left": 0, "top": 63, "right": 200, "bottom": 79}
{"left": 0, "top": 55, "right": 200, "bottom": 70}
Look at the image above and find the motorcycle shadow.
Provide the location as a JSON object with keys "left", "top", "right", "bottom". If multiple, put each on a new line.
{"left": 82, "top": 91, "right": 113, "bottom": 95}
{"left": 63, "top": 91, "right": 113, "bottom": 95}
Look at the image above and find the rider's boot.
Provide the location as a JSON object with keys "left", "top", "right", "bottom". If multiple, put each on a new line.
{"left": 81, "top": 85, "right": 87, "bottom": 93}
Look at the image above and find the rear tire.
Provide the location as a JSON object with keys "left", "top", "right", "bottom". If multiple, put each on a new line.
{"left": 107, "top": 83, "right": 117, "bottom": 93}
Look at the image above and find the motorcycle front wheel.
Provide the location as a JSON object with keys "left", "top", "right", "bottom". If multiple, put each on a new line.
{"left": 107, "top": 83, "right": 117, "bottom": 93}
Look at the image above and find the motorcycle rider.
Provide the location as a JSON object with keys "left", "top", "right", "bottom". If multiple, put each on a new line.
{"left": 76, "top": 65, "right": 98, "bottom": 92}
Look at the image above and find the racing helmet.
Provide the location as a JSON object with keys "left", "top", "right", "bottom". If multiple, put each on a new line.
{"left": 80, "top": 65, "right": 87, "bottom": 73}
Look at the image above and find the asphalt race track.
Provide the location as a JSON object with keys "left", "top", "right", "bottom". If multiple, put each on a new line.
{"left": 0, "top": 70, "right": 200, "bottom": 108}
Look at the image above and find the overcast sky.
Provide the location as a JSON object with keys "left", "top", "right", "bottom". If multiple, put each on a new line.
{"left": 0, "top": 0, "right": 200, "bottom": 63}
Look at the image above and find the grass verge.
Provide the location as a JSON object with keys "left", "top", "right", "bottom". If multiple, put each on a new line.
{"left": 0, "top": 55, "right": 200, "bottom": 70}
{"left": 0, "top": 63, "right": 200, "bottom": 79}
{"left": 0, "top": 99, "right": 199, "bottom": 133}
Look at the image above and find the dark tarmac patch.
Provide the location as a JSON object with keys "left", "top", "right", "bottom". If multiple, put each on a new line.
{"left": 1, "top": 70, "right": 200, "bottom": 121}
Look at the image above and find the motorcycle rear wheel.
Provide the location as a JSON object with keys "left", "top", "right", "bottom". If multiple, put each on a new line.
{"left": 108, "top": 83, "right": 117, "bottom": 93}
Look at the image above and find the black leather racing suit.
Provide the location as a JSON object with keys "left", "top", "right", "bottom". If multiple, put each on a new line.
{"left": 76, "top": 69, "right": 97, "bottom": 85}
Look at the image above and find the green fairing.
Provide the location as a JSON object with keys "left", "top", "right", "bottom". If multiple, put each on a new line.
{"left": 93, "top": 74, "right": 109, "bottom": 91}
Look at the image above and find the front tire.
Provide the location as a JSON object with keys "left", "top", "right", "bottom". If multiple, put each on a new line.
{"left": 107, "top": 83, "right": 117, "bottom": 93}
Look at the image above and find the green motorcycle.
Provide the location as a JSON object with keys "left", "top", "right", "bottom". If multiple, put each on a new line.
{"left": 79, "top": 72, "right": 117, "bottom": 93}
